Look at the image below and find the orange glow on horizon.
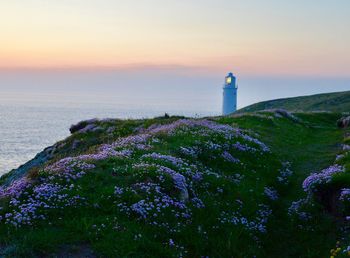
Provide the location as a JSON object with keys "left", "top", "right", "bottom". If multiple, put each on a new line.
{"left": 0, "top": 1, "right": 349, "bottom": 77}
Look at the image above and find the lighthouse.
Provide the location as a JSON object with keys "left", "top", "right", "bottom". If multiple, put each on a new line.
{"left": 222, "top": 72, "right": 238, "bottom": 115}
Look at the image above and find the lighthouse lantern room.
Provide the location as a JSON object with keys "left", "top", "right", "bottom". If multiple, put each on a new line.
{"left": 222, "top": 72, "right": 238, "bottom": 115}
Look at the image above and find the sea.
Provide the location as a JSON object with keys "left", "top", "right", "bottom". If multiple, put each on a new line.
{"left": 0, "top": 69, "right": 349, "bottom": 175}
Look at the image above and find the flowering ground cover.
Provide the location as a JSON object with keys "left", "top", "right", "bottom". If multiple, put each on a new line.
{"left": 0, "top": 112, "right": 348, "bottom": 257}
{"left": 294, "top": 125, "right": 350, "bottom": 257}
{"left": 217, "top": 111, "right": 348, "bottom": 257}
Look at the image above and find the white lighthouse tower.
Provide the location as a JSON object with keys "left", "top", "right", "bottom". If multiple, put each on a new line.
{"left": 222, "top": 72, "right": 238, "bottom": 115}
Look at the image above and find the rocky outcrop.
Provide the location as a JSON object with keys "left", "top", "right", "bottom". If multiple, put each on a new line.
{"left": 337, "top": 116, "right": 350, "bottom": 128}
{"left": 2, "top": 144, "right": 57, "bottom": 186}
{"left": 69, "top": 118, "right": 99, "bottom": 134}
{"left": 78, "top": 124, "right": 103, "bottom": 133}
{"left": 273, "top": 109, "right": 301, "bottom": 123}
{"left": 2, "top": 118, "right": 120, "bottom": 185}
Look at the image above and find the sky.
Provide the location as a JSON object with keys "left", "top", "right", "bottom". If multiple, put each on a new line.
{"left": 1, "top": 0, "right": 349, "bottom": 77}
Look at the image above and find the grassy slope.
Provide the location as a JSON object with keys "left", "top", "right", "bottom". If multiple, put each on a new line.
{"left": 0, "top": 112, "right": 348, "bottom": 257}
{"left": 217, "top": 112, "right": 346, "bottom": 256}
{"left": 238, "top": 90, "right": 350, "bottom": 113}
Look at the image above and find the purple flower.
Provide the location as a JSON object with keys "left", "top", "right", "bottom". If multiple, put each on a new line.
{"left": 141, "top": 153, "right": 185, "bottom": 168}
{"left": 343, "top": 144, "right": 350, "bottom": 151}
{"left": 339, "top": 188, "right": 350, "bottom": 201}
{"left": 0, "top": 177, "right": 31, "bottom": 199}
{"left": 219, "top": 204, "right": 272, "bottom": 234}
{"left": 191, "top": 197, "right": 205, "bottom": 208}
{"left": 179, "top": 146, "right": 198, "bottom": 157}
{"left": 114, "top": 187, "right": 124, "bottom": 195}
{"left": 288, "top": 198, "right": 310, "bottom": 220}
{"left": 221, "top": 151, "right": 240, "bottom": 163}
{"left": 277, "top": 162, "right": 293, "bottom": 184}
{"left": 264, "top": 187, "right": 279, "bottom": 201}
{"left": 302, "top": 165, "right": 344, "bottom": 192}
{"left": 232, "top": 142, "right": 257, "bottom": 152}
{"left": 146, "top": 119, "right": 269, "bottom": 152}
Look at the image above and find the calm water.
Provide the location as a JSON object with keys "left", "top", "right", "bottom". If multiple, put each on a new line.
{"left": 0, "top": 98, "right": 218, "bottom": 175}
{"left": 0, "top": 70, "right": 349, "bottom": 175}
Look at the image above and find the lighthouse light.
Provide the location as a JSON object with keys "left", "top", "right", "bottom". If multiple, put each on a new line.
{"left": 222, "top": 72, "right": 238, "bottom": 115}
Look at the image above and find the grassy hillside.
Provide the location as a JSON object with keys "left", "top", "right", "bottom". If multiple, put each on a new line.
{"left": 0, "top": 112, "right": 349, "bottom": 257}
{"left": 238, "top": 90, "right": 350, "bottom": 113}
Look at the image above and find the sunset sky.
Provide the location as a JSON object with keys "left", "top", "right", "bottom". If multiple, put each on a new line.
{"left": 1, "top": 0, "right": 349, "bottom": 77}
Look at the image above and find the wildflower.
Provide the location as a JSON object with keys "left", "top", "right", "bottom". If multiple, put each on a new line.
{"left": 221, "top": 151, "right": 240, "bottom": 163}
{"left": 302, "top": 165, "right": 344, "bottom": 192}
{"left": 264, "top": 187, "right": 279, "bottom": 201}
{"left": 340, "top": 188, "right": 350, "bottom": 201}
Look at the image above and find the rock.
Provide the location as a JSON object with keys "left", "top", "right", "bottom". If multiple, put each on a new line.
{"left": 336, "top": 154, "right": 344, "bottom": 161}
{"left": 0, "top": 139, "right": 69, "bottom": 185}
{"left": 70, "top": 119, "right": 99, "bottom": 134}
{"left": 171, "top": 173, "right": 189, "bottom": 201}
{"left": 79, "top": 124, "right": 96, "bottom": 133}
{"left": 274, "top": 109, "right": 300, "bottom": 122}
{"left": 274, "top": 113, "right": 283, "bottom": 118}
{"left": 343, "top": 144, "right": 350, "bottom": 151}
{"left": 91, "top": 126, "right": 103, "bottom": 132}
{"left": 2, "top": 145, "right": 54, "bottom": 186}
{"left": 78, "top": 124, "right": 103, "bottom": 133}
{"left": 337, "top": 116, "right": 350, "bottom": 128}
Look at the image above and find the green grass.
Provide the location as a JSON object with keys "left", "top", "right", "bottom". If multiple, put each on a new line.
{"left": 0, "top": 112, "right": 349, "bottom": 257}
{"left": 238, "top": 90, "right": 350, "bottom": 113}
{"left": 216, "top": 112, "right": 346, "bottom": 257}
{"left": 222, "top": 112, "right": 343, "bottom": 177}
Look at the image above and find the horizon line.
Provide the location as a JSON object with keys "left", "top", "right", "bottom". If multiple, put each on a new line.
{"left": 0, "top": 64, "right": 349, "bottom": 79}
